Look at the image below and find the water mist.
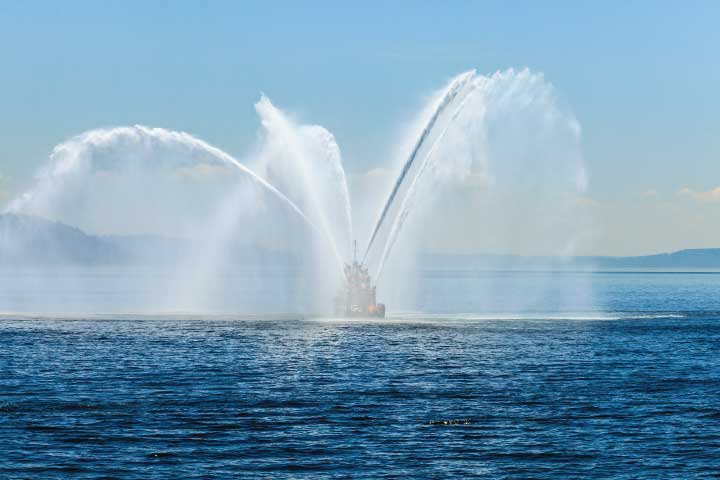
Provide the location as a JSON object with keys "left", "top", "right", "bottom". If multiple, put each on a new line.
{"left": 1, "top": 68, "right": 592, "bottom": 315}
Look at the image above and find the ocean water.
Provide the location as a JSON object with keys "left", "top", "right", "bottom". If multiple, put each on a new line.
{"left": 1, "top": 270, "right": 720, "bottom": 478}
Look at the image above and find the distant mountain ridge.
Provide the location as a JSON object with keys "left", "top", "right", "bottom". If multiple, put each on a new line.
{"left": 420, "top": 249, "right": 720, "bottom": 270}
{"left": 0, "top": 214, "right": 296, "bottom": 266}
{"left": 3, "top": 213, "right": 720, "bottom": 269}
{"left": 588, "top": 249, "right": 720, "bottom": 269}
{"left": 0, "top": 214, "right": 120, "bottom": 264}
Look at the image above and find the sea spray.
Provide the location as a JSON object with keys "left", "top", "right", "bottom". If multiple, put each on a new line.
{"left": 372, "top": 69, "right": 589, "bottom": 313}
{"left": 362, "top": 70, "right": 476, "bottom": 265}
{"left": 375, "top": 84, "right": 478, "bottom": 281}
{"left": 254, "top": 96, "right": 352, "bottom": 273}
{"left": 2, "top": 68, "right": 590, "bottom": 314}
{"left": 5, "top": 125, "right": 347, "bottom": 312}
{"left": 7, "top": 126, "right": 314, "bottom": 232}
{"left": 12, "top": 125, "right": 354, "bottom": 264}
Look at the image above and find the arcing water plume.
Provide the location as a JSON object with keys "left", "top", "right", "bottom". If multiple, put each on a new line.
{"left": 364, "top": 68, "right": 589, "bottom": 314}
{"left": 4, "top": 124, "right": 348, "bottom": 312}
{"left": 8, "top": 125, "right": 354, "bottom": 272}
{"left": 253, "top": 96, "right": 352, "bottom": 274}
{"left": 7, "top": 126, "right": 313, "bottom": 233}
{"left": 1, "top": 68, "right": 589, "bottom": 314}
{"left": 362, "top": 70, "right": 476, "bottom": 265}
{"left": 374, "top": 83, "right": 478, "bottom": 281}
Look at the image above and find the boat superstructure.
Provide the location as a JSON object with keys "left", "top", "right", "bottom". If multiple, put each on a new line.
{"left": 334, "top": 242, "right": 385, "bottom": 317}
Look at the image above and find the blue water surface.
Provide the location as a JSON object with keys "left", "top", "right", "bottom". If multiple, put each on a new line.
{"left": 1, "top": 271, "right": 720, "bottom": 478}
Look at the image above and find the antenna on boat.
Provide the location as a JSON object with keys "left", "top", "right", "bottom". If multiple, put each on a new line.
{"left": 353, "top": 240, "right": 357, "bottom": 264}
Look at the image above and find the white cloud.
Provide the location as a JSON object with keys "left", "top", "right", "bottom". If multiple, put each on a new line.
{"left": 641, "top": 189, "right": 659, "bottom": 199}
{"left": 677, "top": 186, "right": 720, "bottom": 202}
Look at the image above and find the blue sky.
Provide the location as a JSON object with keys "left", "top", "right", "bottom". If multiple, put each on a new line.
{"left": 1, "top": 1, "right": 719, "bottom": 254}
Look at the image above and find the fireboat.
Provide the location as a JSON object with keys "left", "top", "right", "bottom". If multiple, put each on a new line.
{"left": 334, "top": 241, "right": 385, "bottom": 318}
